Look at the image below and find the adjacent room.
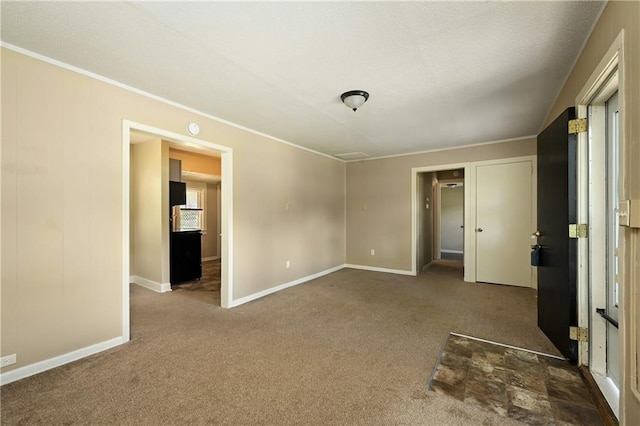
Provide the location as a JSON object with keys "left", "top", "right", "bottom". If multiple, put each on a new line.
{"left": 2, "top": 1, "right": 639, "bottom": 424}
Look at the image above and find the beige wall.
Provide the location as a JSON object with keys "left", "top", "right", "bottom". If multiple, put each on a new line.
{"left": 346, "top": 139, "right": 535, "bottom": 270}
{"left": 1, "top": 48, "right": 346, "bottom": 373}
{"left": 417, "top": 172, "right": 435, "bottom": 270}
{"left": 130, "top": 139, "right": 170, "bottom": 284}
{"left": 205, "top": 183, "right": 220, "bottom": 259}
{"left": 543, "top": 1, "right": 640, "bottom": 421}
{"left": 169, "top": 148, "right": 221, "bottom": 176}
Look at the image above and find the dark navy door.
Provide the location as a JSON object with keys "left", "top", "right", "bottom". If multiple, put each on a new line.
{"left": 536, "top": 108, "right": 578, "bottom": 363}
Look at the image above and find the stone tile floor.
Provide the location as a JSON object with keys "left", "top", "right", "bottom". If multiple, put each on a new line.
{"left": 428, "top": 333, "right": 603, "bottom": 425}
{"left": 172, "top": 259, "right": 221, "bottom": 292}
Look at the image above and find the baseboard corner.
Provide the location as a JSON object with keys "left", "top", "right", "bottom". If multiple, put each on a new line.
{"left": 130, "top": 276, "right": 172, "bottom": 293}
{"left": 230, "top": 264, "right": 345, "bottom": 307}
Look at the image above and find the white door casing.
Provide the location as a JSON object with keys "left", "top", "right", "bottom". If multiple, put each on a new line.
{"left": 411, "top": 155, "right": 536, "bottom": 287}
{"left": 122, "top": 119, "right": 235, "bottom": 344}
{"left": 574, "top": 31, "right": 628, "bottom": 420}
{"left": 605, "top": 91, "right": 621, "bottom": 389}
{"left": 583, "top": 78, "right": 622, "bottom": 418}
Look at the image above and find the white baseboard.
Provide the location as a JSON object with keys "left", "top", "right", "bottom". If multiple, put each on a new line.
{"left": 0, "top": 337, "right": 124, "bottom": 386}
{"left": 592, "top": 372, "right": 620, "bottom": 419}
{"left": 230, "top": 264, "right": 345, "bottom": 307}
{"left": 130, "top": 275, "right": 172, "bottom": 293}
{"left": 440, "top": 249, "right": 463, "bottom": 254}
{"left": 344, "top": 264, "right": 415, "bottom": 276}
{"left": 202, "top": 256, "right": 219, "bottom": 262}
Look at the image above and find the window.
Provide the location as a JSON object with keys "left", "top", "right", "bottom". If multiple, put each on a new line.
{"left": 177, "top": 187, "right": 205, "bottom": 231}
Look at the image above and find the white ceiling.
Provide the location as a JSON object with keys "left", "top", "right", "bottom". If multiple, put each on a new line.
{"left": 1, "top": 1, "right": 605, "bottom": 159}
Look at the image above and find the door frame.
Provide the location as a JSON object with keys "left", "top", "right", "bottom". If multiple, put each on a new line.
{"left": 412, "top": 163, "right": 471, "bottom": 279}
{"left": 575, "top": 30, "right": 625, "bottom": 417}
{"left": 122, "top": 120, "right": 234, "bottom": 342}
{"left": 411, "top": 155, "right": 536, "bottom": 285}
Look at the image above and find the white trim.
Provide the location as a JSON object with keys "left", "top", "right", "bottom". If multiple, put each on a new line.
{"left": 574, "top": 31, "right": 625, "bottom": 381}
{"left": 576, "top": 51, "right": 621, "bottom": 107}
{"left": 122, "top": 124, "right": 131, "bottom": 343}
{"left": 344, "top": 264, "right": 414, "bottom": 276}
{"left": 440, "top": 249, "right": 463, "bottom": 254}
{"left": 202, "top": 256, "right": 219, "bottom": 262}
{"left": 1, "top": 42, "right": 339, "bottom": 162}
{"left": 450, "top": 333, "right": 566, "bottom": 360}
{"left": 130, "top": 276, "right": 172, "bottom": 293}
{"left": 575, "top": 29, "right": 635, "bottom": 410}
{"left": 230, "top": 265, "right": 345, "bottom": 307}
{"left": 123, "top": 120, "right": 234, "bottom": 319}
{"left": 0, "top": 337, "right": 123, "bottom": 386}
{"left": 411, "top": 156, "right": 536, "bottom": 286}
{"left": 592, "top": 372, "right": 621, "bottom": 420}
{"left": 355, "top": 135, "right": 535, "bottom": 162}
{"left": 220, "top": 148, "right": 233, "bottom": 308}
{"left": 411, "top": 163, "right": 472, "bottom": 281}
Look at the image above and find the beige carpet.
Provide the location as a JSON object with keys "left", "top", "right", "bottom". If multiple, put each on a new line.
{"left": 1, "top": 260, "right": 561, "bottom": 425}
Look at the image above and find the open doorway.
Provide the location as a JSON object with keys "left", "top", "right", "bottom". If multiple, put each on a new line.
{"left": 436, "top": 173, "right": 464, "bottom": 261}
{"left": 415, "top": 167, "right": 465, "bottom": 274}
{"left": 122, "top": 120, "right": 233, "bottom": 343}
{"left": 167, "top": 146, "right": 222, "bottom": 300}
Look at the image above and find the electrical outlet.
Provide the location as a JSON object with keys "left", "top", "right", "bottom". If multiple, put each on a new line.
{"left": 1, "top": 354, "right": 17, "bottom": 368}
{"left": 370, "top": 249, "right": 375, "bottom": 256}
{"left": 286, "top": 260, "right": 290, "bottom": 269}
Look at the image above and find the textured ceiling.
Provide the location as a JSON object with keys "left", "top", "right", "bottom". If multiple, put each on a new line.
{"left": 1, "top": 1, "right": 605, "bottom": 159}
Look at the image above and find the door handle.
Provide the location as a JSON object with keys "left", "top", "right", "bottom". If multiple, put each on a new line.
{"left": 476, "top": 228, "right": 483, "bottom": 232}
{"left": 533, "top": 231, "right": 541, "bottom": 237}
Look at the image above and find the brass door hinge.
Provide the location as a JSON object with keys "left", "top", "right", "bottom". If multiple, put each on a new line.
{"left": 569, "top": 326, "right": 588, "bottom": 342}
{"left": 569, "top": 223, "right": 588, "bottom": 239}
{"left": 568, "top": 118, "right": 587, "bottom": 134}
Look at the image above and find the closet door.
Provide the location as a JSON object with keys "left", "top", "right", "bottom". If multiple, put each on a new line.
{"left": 476, "top": 160, "right": 533, "bottom": 287}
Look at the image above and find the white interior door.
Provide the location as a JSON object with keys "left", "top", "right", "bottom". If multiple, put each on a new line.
{"left": 476, "top": 161, "right": 533, "bottom": 287}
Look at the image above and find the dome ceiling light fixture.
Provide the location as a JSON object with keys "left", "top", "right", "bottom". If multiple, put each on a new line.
{"left": 340, "top": 90, "right": 369, "bottom": 111}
